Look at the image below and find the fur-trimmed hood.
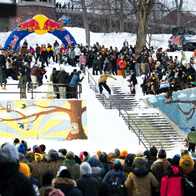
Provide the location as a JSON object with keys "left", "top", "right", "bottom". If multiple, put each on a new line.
{"left": 52, "top": 177, "right": 77, "bottom": 187}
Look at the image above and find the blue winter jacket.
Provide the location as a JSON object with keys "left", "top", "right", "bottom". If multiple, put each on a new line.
{"left": 69, "top": 72, "right": 83, "bottom": 88}
{"left": 102, "top": 170, "right": 126, "bottom": 184}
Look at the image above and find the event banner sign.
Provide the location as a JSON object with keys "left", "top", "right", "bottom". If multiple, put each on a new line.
{"left": 0, "top": 100, "right": 87, "bottom": 141}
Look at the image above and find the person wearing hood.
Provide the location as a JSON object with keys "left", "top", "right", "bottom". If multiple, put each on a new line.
{"left": 88, "top": 155, "right": 105, "bottom": 182}
{"left": 56, "top": 67, "right": 69, "bottom": 99}
{"left": 52, "top": 166, "right": 82, "bottom": 196}
{"left": 39, "top": 170, "right": 54, "bottom": 196}
{"left": 160, "top": 154, "right": 184, "bottom": 196}
{"left": 123, "top": 153, "right": 136, "bottom": 178}
{"left": 76, "top": 162, "right": 99, "bottom": 196}
{"left": 99, "top": 152, "right": 110, "bottom": 182}
{"left": 151, "top": 149, "right": 170, "bottom": 196}
{"left": 63, "top": 151, "right": 80, "bottom": 180}
{"left": 0, "top": 143, "right": 36, "bottom": 196}
{"left": 179, "top": 150, "right": 196, "bottom": 196}
{"left": 125, "top": 156, "right": 159, "bottom": 196}
{"left": 69, "top": 70, "right": 84, "bottom": 99}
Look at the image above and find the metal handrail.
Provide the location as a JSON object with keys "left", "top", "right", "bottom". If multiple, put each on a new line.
{"left": 86, "top": 68, "right": 99, "bottom": 93}
{"left": 0, "top": 82, "right": 82, "bottom": 99}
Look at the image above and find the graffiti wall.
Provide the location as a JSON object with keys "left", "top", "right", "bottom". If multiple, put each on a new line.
{"left": 147, "top": 88, "right": 196, "bottom": 135}
{"left": 0, "top": 100, "right": 87, "bottom": 141}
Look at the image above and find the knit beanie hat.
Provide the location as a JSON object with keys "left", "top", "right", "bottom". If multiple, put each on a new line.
{"left": 79, "top": 151, "right": 84, "bottom": 162}
{"left": 17, "top": 144, "right": 26, "bottom": 155}
{"left": 191, "top": 127, "right": 195, "bottom": 131}
{"left": 171, "top": 154, "right": 181, "bottom": 166}
{"left": 39, "top": 144, "right": 46, "bottom": 152}
{"left": 66, "top": 151, "right": 75, "bottom": 160}
{"left": 57, "top": 166, "right": 71, "bottom": 179}
{"left": 96, "top": 150, "right": 102, "bottom": 157}
{"left": 158, "top": 149, "right": 166, "bottom": 159}
{"left": 0, "top": 143, "right": 19, "bottom": 163}
{"left": 114, "top": 148, "right": 120, "bottom": 158}
{"left": 80, "top": 162, "right": 92, "bottom": 175}
{"left": 179, "top": 153, "right": 195, "bottom": 174}
{"left": 13, "top": 138, "right": 20, "bottom": 145}
{"left": 113, "top": 160, "right": 121, "bottom": 170}
{"left": 19, "top": 163, "right": 30, "bottom": 178}
{"left": 33, "top": 146, "right": 41, "bottom": 154}
{"left": 120, "top": 150, "right": 128, "bottom": 158}
{"left": 108, "top": 152, "right": 114, "bottom": 162}
{"left": 83, "top": 151, "right": 90, "bottom": 162}
{"left": 143, "top": 150, "right": 151, "bottom": 159}
{"left": 150, "top": 145, "right": 158, "bottom": 157}
{"left": 49, "top": 188, "right": 65, "bottom": 196}
{"left": 42, "top": 170, "right": 54, "bottom": 186}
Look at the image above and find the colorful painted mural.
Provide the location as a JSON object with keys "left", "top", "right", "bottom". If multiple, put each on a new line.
{"left": 147, "top": 88, "right": 196, "bottom": 135}
{"left": 0, "top": 100, "right": 87, "bottom": 141}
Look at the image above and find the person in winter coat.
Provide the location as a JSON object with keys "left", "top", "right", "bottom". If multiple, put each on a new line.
{"left": 35, "top": 44, "right": 40, "bottom": 62}
{"left": 92, "top": 54, "right": 99, "bottom": 75}
{"left": 103, "top": 160, "right": 126, "bottom": 196}
{"left": 47, "top": 44, "right": 55, "bottom": 62}
{"left": 69, "top": 47, "right": 76, "bottom": 67}
{"left": 128, "top": 70, "right": 137, "bottom": 95}
{"left": 0, "top": 143, "right": 36, "bottom": 196}
{"left": 30, "top": 63, "right": 45, "bottom": 88}
{"left": 151, "top": 149, "right": 170, "bottom": 196}
{"left": 180, "top": 150, "right": 196, "bottom": 196}
{"left": 74, "top": 45, "right": 81, "bottom": 64}
{"left": 98, "top": 71, "right": 117, "bottom": 95}
{"left": 50, "top": 67, "right": 60, "bottom": 99}
{"left": 99, "top": 152, "right": 111, "bottom": 182}
{"left": 0, "top": 50, "right": 7, "bottom": 89}
{"left": 63, "top": 151, "right": 80, "bottom": 180}
{"left": 69, "top": 70, "right": 84, "bottom": 99}
{"left": 123, "top": 153, "right": 136, "bottom": 178}
{"left": 119, "top": 59, "right": 126, "bottom": 78}
{"left": 39, "top": 170, "right": 54, "bottom": 196}
{"left": 187, "top": 127, "right": 196, "bottom": 153}
{"left": 76, "top": 162, "right": 99, "bottom": 196}
{"left": 79, "top": 53, "right": 87, "bottom": 74}
{"left": 125, "top": 156, "right": 159, "bottom": 196}
{"left": 56, "top": 68, "right": 69, "bottom": 99}
{"left": 41, "top": 47, "right": 49, "bottom": 66}
{"left": 160, "top": 155, "right": 184, "bottom": 196}
{"left": 88, "top": 155, "right": 105, "bottom": 182}
{"left": 52, "top": 166, "right": 83, "bottom": 196}
{"left": 18, "top": 67, "right": 29, "bottom": 99}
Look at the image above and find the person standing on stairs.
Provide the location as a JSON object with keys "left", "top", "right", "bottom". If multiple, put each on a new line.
{"left": 98, "top": 71, "right": 117, "bottom": 95}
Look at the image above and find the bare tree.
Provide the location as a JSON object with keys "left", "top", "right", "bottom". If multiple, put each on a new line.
{"left": 71, "top": 0, "right": 91, "bottom": 45}
{"left": 127, "top": 0, "right": 156, "bottom": 53}
{"left": 174, "top": 0, "right": 183, "bottom": 26}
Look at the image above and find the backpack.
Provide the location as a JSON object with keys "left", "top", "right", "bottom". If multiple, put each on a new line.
{"left": 108, "top": 173, "right": 125, "bottom": 196}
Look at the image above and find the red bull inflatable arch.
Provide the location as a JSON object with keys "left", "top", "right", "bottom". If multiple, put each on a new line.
{"left": 4, "top": 15, "right": 77, "bottom": 51}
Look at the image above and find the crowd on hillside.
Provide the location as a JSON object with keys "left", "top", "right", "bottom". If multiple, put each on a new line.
{"left": 0, "top": 38, "right": 196, "bottom": 98}
{"left": 0, "top": 132, "right": 196, "bottom": 196}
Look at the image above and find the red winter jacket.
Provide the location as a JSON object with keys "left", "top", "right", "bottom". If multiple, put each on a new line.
{"left": 160, "top": 166, "right": 184, "bottom": 196}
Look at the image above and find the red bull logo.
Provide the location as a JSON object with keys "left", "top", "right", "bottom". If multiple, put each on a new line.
{"left": 43, "top": 18, "right": 65, "bottom": 32}
{"left": 17, "top": 19, "right": 41, "bottom": 32}
{"left": 10, "top": 35, "right": 19, "bottom": 48}
{"left": 64, "top": 35, "right": 73, "bottom": 45}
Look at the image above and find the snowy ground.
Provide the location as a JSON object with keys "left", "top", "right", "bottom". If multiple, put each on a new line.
{"left": 0, "top": 28, "right": 193, "bottom": 158}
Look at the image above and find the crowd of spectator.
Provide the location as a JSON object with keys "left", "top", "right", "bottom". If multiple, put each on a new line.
{"left": 0, "top": 137, "right": 196, "bottom": 196}
{"left": 0, "top": 38, "right": 196, "bottom": 99}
